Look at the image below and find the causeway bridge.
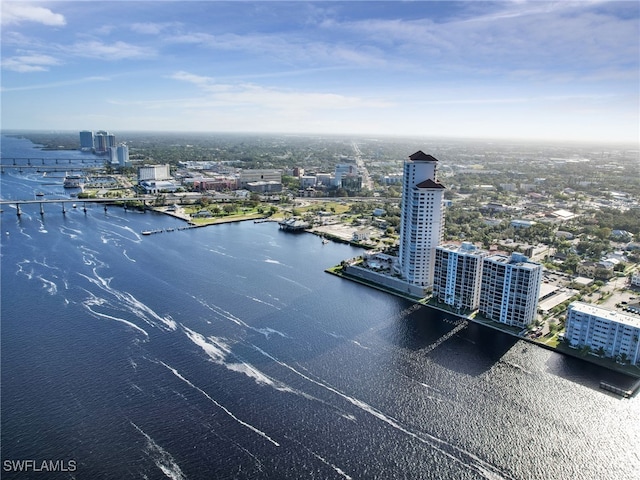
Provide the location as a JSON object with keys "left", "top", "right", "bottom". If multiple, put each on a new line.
{"left": 1, "top": 157, "right": 105, "bottom": 173}
{"left": 0, "top": 197, "right": 156, "bottom": 216}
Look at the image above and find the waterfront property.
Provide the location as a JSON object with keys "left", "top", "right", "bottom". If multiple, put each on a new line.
{"left": 397, "top": 151, "right": 445, "bottom": 294}
{"left": 433, "top": 242, "right": 488, "bottom": 311}
{"left": 565, "top": 301, "right": 640, "bottom": 365}
{"left": 478, "top": 253, "right": 543, "bottom": 328}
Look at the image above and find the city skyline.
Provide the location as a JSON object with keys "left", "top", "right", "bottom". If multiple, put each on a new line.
{"left": 1, "top": 1, "right": 639, "bottom": 144}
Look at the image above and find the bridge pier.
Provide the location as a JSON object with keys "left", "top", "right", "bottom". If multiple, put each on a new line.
{"left": 83, "top": 205, "right": 87, "bottom": 213}
{"left": 16, "top": 203, "right": 21, "bottom": 216}
{"left": 40, "top": 203, "right": 44, "bottom": 215}
{"left": 62, "top": 203, "right": 66, "bottom": 214}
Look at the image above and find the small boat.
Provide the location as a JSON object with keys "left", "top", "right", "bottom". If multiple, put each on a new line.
{"left": 72, "top": 204, "right": 77, "bottom": 208}
{"left": 142, "top": 231, "right": 152, "bottom": 235}
{"left": 35, "top": 191, "right": 45, "bottom": 197}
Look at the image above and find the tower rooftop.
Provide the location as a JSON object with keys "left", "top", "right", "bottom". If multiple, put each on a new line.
{"left": 415, "top": 178, "right": 445, "bottom": 189}
{"left": 409, "top": 151, "right": 439, "bottom": 162}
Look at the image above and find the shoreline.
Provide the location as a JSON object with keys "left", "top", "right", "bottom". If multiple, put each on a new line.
{"left": 143, "top": 209, "right": 640, "bottom": 395}
{"left": 326, "top": 266, "right": 640, "bottom": 396}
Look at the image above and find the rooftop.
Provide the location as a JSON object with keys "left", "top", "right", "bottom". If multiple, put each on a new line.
{"left": 570, "top": 301, "right": 640, "bottom": 328}
{"left": 409, "top": 151, "right": 439, "bottom": 162}
{"left": 415, "top": 178, "right": 446, "bottom": 189}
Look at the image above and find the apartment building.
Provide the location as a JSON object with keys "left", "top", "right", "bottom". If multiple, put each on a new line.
{"left": 479, "top": 253, "right": 543, "bottom": 328}
{"left": 398, "top": 151, "right": 445, "bottom": 291}
{"left": 433, "top": 242, "right": 488, "bottom": 311}
{"left": 565, "top": 301, "right": 640, "bottom": 365}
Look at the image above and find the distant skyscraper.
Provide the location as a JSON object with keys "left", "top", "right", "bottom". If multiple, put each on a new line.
{"left": 116, "top": 144, "right": 129, "bottom": 167}
{"left": 94, "top": 130, "right": 109, "bottom": 154}
{"left": 398, "top": 151, "right": 445, "bottom": 290}
{"left": 79, "top": 130, "right": 94, "bottom": 151}
{"left": 109, "top": 146, "right": 118, "bottom": 164}
{"left": 478, "top": 253, "right": 542, "bottom": 328}
{"left": 433, "top": 242, "right": 487, "bottom": 311}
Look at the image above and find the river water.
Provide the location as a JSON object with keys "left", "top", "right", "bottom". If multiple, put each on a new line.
{"left": 1, "top": 134, "right": 638, "bottom": 479}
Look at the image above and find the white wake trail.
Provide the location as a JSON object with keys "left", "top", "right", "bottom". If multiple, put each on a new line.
{"left": 130, "top": 422, "right": 187, "bottom": 480}
{"left": 252, "top": 346, "right": 514, "bottom": 480}
{"left": 157, "top": 360, "right": 280, "bottom": 447}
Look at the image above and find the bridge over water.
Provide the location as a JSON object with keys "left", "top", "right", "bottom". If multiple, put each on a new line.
{"left": 0, "top": 157, "right": 106, "bottom": 173}
{"left": 0, "top": 196, "right": 156, "bottom": 216}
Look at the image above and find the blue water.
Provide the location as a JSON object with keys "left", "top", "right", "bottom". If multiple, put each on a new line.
{"left": 1, "top": 135, "right": 639, "bottom": 479}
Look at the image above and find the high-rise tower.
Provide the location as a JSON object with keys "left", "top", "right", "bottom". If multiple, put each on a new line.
{"left": 79, "top": 131, "right": 94, "bottom": 151}
{"left": 478, "top": 253, "right": 542, "bottom": 328}
{"left": 398, "top": 151, "right": 445, "bottom": 291}
{"left": 433, "top": 242, "right": 487, "bottom": 311}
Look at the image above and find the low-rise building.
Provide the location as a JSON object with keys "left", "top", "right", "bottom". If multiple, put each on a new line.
{"left": 239, "top": 169, "right": 282, "bottom": 188}
{"left": 565, "top": 302, "right": 640, "bottom": 365}
{"left": 352, "top": 229, "right": 370, "bottom": 242}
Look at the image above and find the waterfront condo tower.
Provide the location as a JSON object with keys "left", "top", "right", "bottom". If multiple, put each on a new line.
{"left": 478, "top": 253, "right": 543, "bottom": 328}
{"left": 433, "top": 242, "right": 488, "bottom": 311}
{"left": 398, "top": 151, "right": 445, "bottom": 291}
{"left": 564, "top": 301, "right": 640, "bottom": 365}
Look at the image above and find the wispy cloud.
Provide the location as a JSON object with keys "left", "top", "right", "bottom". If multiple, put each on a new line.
{"left": 1, "top": 2, "right": 66, "bottom": 26}
{"left": 169, "top": 70, "right": 392, "bottom": 111}
{"left": 130, "top": 22, "right": 181, "bottom": 35}
{"left": 0, "top": 76, "right": 109, "bottom": 92}
{"left": 319, "top": 2, "right": 639, "bottom": 76}
{"left": 64, "top": 40, "right": 157, "bottom": 60}
{"left": 165, "top": 31, "right": 386, "bottom": 69}
{"left": 2, "top": 53, "right": 61, "bottom": 73}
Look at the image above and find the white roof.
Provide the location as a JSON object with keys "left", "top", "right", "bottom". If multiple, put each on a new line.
{"left": 570, "top": 301, "right": 640, "bottom": 328}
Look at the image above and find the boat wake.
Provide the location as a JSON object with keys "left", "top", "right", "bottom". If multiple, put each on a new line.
{"left": 156, "top": 360, "right": 280, "bottom": 447}
{"left": 130, "top": 421, "right": 187, "bottom": 480}
{"left": 251, "top": 345, "right": 515, "bottom": 480}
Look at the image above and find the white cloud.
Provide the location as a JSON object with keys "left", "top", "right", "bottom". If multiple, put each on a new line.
{"left": 1, "top": 3, "right": 66, "bottom": 26}
{"left": 130, "top": 22, "right": 180, "bottom": 35}
{"left": 65, "top": 40, "right": 156, "bottom": 60}
{"left": 0, "top": 76, "right": 109, "bottom": 92}
{"left": 319, "top": 2, "right": 638, "bottom": 76}
{"left": 165, "top": 31, "right": 386, "bottom": 69}
{"left": 169, "top": 71, "right": 391, "bottom": 111}
{"left": 2, "top": 53, "right": 61, "bottom": 72}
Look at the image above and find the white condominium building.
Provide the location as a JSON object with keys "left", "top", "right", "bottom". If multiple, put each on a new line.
{"left": 479, "top": 253, "right": 542, "bottom": 328}
{"left": 565, "top": 302, "right": 640, "bottom": 365}
{"left": 433, "top": 242, "right": 488, "bottom": 311}
{"left": 398, "top": 151, "right": 445, "bottom": 291}
{"left": 138, "top": 164, "right": 171, "bottom": 182}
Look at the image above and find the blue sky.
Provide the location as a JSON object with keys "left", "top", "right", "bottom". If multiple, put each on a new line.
{"left": 1, "top": 1, "right": 638, "bottom": 143}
